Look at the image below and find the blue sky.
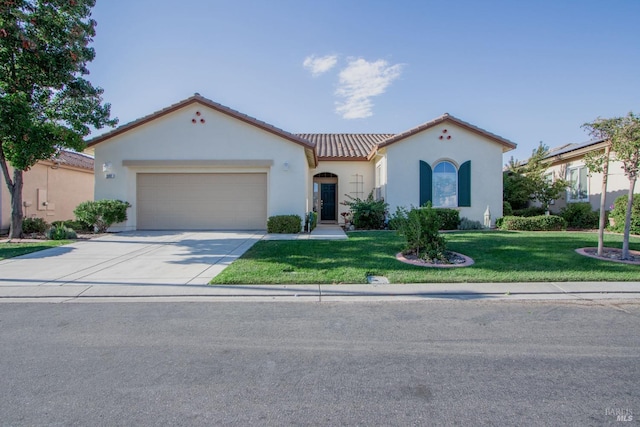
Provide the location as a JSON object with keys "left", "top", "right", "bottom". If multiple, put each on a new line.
{"left": 89, "top": 0, "right": 640, "bottom": 162}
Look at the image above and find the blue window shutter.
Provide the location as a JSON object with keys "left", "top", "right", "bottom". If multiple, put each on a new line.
{"left": 458, "top": 160, "right": 471, "bottom": 207}
{"left": 420, "top": 161, "right": 432, "bottom": 206}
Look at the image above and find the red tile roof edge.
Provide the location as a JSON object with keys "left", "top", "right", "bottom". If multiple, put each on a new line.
{"left": 86, "top": 94, "right": 317, "bottom": 165}
{"left": 377, "top": 113, "right": 516, "bottom": 152}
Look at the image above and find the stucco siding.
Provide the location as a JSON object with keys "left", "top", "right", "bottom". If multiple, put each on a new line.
{"left": 384, "top": 123, "right": 504, "bottom": 225}
{"left": 545, "top": 157, "right": 638, "bottom": 213}
{"left": 94, "top": 103, "right": 309, "bottom": 231}
{"left": 1, "top": 162, "right": 94, "bottom": 232}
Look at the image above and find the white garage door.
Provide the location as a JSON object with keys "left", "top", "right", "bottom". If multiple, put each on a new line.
{"left": 137, "top": 173, "right": 267, "bottom": 230}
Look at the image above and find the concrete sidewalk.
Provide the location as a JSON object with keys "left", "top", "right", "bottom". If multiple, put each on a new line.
{"left": 1, "top": 281, "right": 639, "bottom": 303}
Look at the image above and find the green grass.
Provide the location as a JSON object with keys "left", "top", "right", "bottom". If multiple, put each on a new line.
{"left": 211, "top": 231, "right": 640, "bottom": 284}
{"left": 0, "top": 240, "right": 71, "bottom": 260}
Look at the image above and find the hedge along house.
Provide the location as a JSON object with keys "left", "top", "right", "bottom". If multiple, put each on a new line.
{"left": 1, "top": 150, "right": 94, "bottom": 233}
{"left": 541, "top": 139, "right": 639, "bottom": 213}
{"left": 86, "top": 94, "right": 516, "bottom": 231}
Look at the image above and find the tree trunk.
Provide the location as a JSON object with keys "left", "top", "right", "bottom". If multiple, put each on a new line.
{"left": 621, "top": 178, "right": 636, "bottom": 260}
{"left": 621, "top": 180, "right": 636, "bottom": 260}
{"left": 9, "top": 169, "right": 24, "bottom": 239}
{"left": 597, "top": 144, "right": 611, "bottom": 256}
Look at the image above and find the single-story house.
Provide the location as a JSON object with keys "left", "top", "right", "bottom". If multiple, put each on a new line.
{"left": 85, "top": 94, "right": 516, "bottom": 231}
{"left": 0, "top": 150, "right": 94, "bottom": 232}
{"left": 542, "top": 139, "right": 638, "bottom": 213}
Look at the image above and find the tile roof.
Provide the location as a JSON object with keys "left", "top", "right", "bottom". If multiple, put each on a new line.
{"left": 296, "top": 133, "right": 393, "bottom": 159}
{"left": 85, "top": 94, "right": 516, "bottom": 163}
{"left": 48, "top": 149, "right": 94, "bottom": 170}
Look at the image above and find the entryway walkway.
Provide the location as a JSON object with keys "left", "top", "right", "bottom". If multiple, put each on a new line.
{"left": 262, "top": 224, "right": 347, "bottom": 241}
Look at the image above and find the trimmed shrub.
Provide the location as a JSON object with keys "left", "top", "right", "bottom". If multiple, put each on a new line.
{"left": 495, "top": 217, "right": 504, "bottom": 228}
{"left": 609, "top": 194, "right": 640, "bottom": 235}
{"left": 434, "top": 208, "right": 460, "bottom": 230}
{"left": 22, "top": 217, "right": 48, "bottom": 234}
{"left": 342, "top": 192, "right": 388, "bottom": 230}
{"left": 560, "top": 202, "right": 599, "bottom": 229}
{"left": 499, "top": 215, "right": 567, "bottom": 231}
{"left": 46, "top": 225, "right": 77, "bottom": 240}
{"left": 74, "top": 200, "right": 131, "bottom": 233}
{"left": 395, "top": 204, "right": 447, "bottom": 261}
{"left": 458, "top": 217, "right": 484, "bottom": 230}
{"left": 513, "top": 206, "right": 546, "bottom": 217}
{"left": 503, "top": 201, "right": 513, "bottom": 216}
{"left": 267, "top": 215, "right": 302, "bottom": 233}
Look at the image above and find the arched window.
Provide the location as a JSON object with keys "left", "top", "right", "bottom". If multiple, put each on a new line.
{"left": 420, "top": 160, "right": 471, "bottom": 207}
{"left": 433, "top": 161, "right": 457, "bottom": 207}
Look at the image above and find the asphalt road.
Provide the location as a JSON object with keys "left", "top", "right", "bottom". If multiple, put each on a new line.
{"left": 1, "top": 300, "right": 638, "bottom": 426}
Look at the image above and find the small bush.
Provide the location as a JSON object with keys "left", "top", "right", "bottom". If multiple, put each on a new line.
{"left": 342, "top": 192, "right": 388, "bottom": 230}
{"left": 22, "top": 217, "right": 48, "bottom": 234}
{"left": 458, "top": 217, "right": 484, "bottom": 230}
{"left": 46, "top": 225, "right": 77, "bottom": 240}
{"left": 74, "top": 200, "right": 131, "bottom": 233}
{"left": 495, "top": 217, "right": 504, "bottom": 228}
{"left": 395, "top": 203, "right": 447, "bottom": 261}
{"left": 513, "top": 206, "right": 546, "bottom": 217}
{"left": 503, "top": 201, "right": 513, "bottom": 217}
{"left": 609, "top": 194, "right": 640, "bottom": 235}
{"left": 387, "top": 206, "right": 409, "bottom": 231}
{"left": 499, "top": 215, "right": 567, "bottom": 231}
{"left": 560, "top": 202, "right": 599, "bottom": 229}
{"left": 306, "top": 211, "right": 318, "bottom": 232}
{"left": 52, "top": 220, "right": 92, "bottom": 233}
{"left": 434, "top": 208, "right": 460, "bottom": 230}
{"left": 267, "top": 215, "right": 302, "bottom": 233}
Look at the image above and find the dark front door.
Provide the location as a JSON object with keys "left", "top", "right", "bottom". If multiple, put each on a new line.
{"left": 320, "top": 183, "right": 336, "bottom": 221}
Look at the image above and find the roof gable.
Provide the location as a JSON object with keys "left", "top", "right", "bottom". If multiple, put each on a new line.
{"left": 377, "top": 113, "right": 516, "bottom": 153}
{"left": 86, "top": 94, "right": 318, "bottom": 166}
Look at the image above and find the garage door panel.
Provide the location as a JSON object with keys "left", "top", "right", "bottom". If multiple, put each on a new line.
{"left": 137, "top": 173, "right": 267, "bottom": 230}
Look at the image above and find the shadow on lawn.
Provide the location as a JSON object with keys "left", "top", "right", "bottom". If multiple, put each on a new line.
{"left": 246, "top": 231, "right": 640, "bottom": 276}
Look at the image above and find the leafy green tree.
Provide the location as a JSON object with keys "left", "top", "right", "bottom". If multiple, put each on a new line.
{"left": 510, "top": 143, "right": 567, "bottom": 213}
{"left": 503, "top": 156, "right": 534, "bottom": 210}
{"left": 0, "top": 0, "right": 116, "bottom": 238}
{"left": 583, "top": 113, "right": 640, "bottom": 259}
{"left": 581, "top": 116, "right": 621, "bottom": 256}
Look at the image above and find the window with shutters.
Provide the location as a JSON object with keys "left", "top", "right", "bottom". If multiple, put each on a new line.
{"left": 420, "top": 160, "right": 471, "bottom": 207}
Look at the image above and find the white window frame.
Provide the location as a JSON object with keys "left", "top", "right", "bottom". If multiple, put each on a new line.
{"left": 566, "top": 166, "right": 589, "bottom": 202}
{"left": 433, "top": 161, "right": 458, "bottom": 208}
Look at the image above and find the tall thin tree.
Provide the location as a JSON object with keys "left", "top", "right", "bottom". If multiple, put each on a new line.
{"left": 581, "top": 117, "right": 620, "bottom": 256}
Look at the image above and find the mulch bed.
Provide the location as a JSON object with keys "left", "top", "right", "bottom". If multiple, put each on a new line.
{"left": 396, "top": 251, "right": 474, "bottom": 268}
{"left": 576, "top": 247, "right": 640, "bottom": 265}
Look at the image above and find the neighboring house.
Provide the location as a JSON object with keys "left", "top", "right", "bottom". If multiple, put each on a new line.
{"left": 542, "top": 139, "right": 638, "bottom": 213}
{"left": 85, "top": 94, "right": 516, "bottom": 231}
{"left": 0, "top": 150, "right": 94, "bottom": 232}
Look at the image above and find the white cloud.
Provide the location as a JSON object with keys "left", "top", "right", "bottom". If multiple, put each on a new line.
{"left": 334, "top": 58, "right": 403, "bottom": 119}
{"left": 303, "top": 54, "right": 338, "bottom": 77}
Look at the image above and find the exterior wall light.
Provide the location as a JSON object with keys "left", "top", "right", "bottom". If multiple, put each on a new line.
{"left": 103, "top": 162, "right": 115, "bottom": 179}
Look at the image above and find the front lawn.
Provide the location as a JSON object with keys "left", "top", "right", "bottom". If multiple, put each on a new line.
{"left": 211, "top": 231, "right": 640, "bottom": 284}
{"left": 0, "top": 241, "right": 71, "bottom": 260}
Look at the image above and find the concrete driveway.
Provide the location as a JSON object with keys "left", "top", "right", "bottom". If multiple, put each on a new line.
{"left": 0, "top": 231, "right": 264, "bottom": 287}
